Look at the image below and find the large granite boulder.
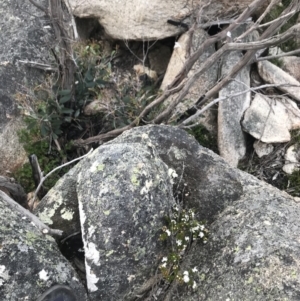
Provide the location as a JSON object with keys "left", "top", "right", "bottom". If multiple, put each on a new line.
{"left": 34, "top": 125, "right": 300, "bottom": 300}
{"left": 76, "top": 142, "right": 176, "bottom": 300}
{"left": 68, "top": 0, "right": 261, "bottom": 40}
{"left": 0, "top": 0, "right": 53, "bottom": 174}
{"left": 0, "top": 192, "right": 88, "bottom": 300}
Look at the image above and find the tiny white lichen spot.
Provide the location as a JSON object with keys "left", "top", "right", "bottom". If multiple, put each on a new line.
{"left": 0, "top": 265, "right": 10, "bottom": 286}
{"left": 39, "top": 269, "right": 50, "bottom": 281}
{"left": 85, "top": 242, "right": 100, "bottom": 266}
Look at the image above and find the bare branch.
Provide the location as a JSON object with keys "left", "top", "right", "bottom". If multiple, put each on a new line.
{"left": 18, "top": 60, "right": 57, "bottom": 72}
{"left": 34, "top": 148, "right": 93, "bottom": 200}
{"left": 180, "top": 84, "right": 300, "bottom": 128}
{"left": 255, "top": 49, "right": 300, "bottom": 61}
{"left": 152, "top": 23, "right": 300, "bottom": 124}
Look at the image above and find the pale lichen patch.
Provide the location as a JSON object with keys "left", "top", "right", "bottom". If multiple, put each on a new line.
{"left": 60, "top": 208, "right": 74, "bottom": 221}
{"left": 86, "top": 264, "right": 99, "bottom": 292}
{"left": 0, "top": 265, "right": 9, "bottom": 286}
{"left": 85, "top": 242, "right": 100, "bottom": 266}
{"left": 38, "top": 209, "right": 55, "bottom": 225}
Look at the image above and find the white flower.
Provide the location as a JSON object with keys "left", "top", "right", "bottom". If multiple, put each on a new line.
{"left": 176, "top": 240, "right": 182, "bottom": 246}
{"left": 199, "top": 232, "right": 204, "bottom": 238}
{"left": 185, "top": 236, "right": 189, "bottom": 241}
{"left": 161, "top": 262, "right": 167, "bottom": 268}
{"left": 166, "top": 229, "right": 171, "bottom": 236}
{"left": 192, "top": 281, "right": 197, "bottom": 289}
{"left": 162, "top": 257, "right": 168, "bottom": 262}
{"left": 191, "top": 225, "right": 199, "bottom": 233}
{"left": 192, "top": 267, "right": 198, "bottom": 273}
{"left": 183, "top": 271, "right": 190, "bottom": 283}
{"left": 168, "top": 168, "right": 178, "bottom": 179}
{"left": 200, "top": 225, "right": 205, "bottom": 231}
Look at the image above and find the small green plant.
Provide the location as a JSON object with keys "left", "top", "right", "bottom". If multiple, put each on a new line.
{"left": 263, "top": 0, "right": 300, "bottom": 52}
{"left": 14, "top": 119, "right": 71, "bottom": 194}
{"left": 159, "top": 206, "right": 208, "bottom": 289}
{"left": 187, "top": 125, "right": 218, "bottom": 153}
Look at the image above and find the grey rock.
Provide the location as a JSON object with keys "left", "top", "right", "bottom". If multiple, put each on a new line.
{"left": 36, "top": 125, "right": 300, "bottom": 300}
{"left": 242, "top": 94, "right": 300, "bottom": 143}
{"left": 161, "top": 28, "right": 218, "bottom": 130}
{"left": 282, "top": 145, "right": 300, "bottom": 174}
{"left": 0, "top": 176, "right": 27, "bottom": 208}
{"left": 281, "top": 56, "right": 300, "bottom": 82}
{"left": 77, "top": 142, "right": 176, "bottom": 299}
{"left": 34, "top": 166, "right": 81, "bottom": 239}
{"left": 0, "top": 0, "right": 54, "bottom": 173}
{"left": 217, "top": 25, "right": 256, "bottom": 167}
{"left": 0, "top": 193, "right": 88, "bottom": 300}
{"left": 253, "top": 140, "right": 274, "bottom": 158}
{"left": 176, "top": 174, "right": 300, "bottom": 301}
{"left": 108, "top": 126, "right": 243, "bottom": 223}
{"left": 258, "top": 60, "right": 300, "bottom": 102}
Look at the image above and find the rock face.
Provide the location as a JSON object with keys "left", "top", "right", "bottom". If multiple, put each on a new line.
{"left": 0, "top": 0, "right": 53, "bottom": 174}
{"left": 77, "top": 143, "right": 176, "bottom": 300}
{"left": 184, "top": 173, "right": 300, "bottom": 301}
{"left": 68, "top": 0, "right": 256, "bottom": 40}
{"left": 34, "top": 166, "right": 81, "bottom": 239}
{"left": 217, "top": 24, "right": 254, "bottom": 167}
{"left": 258, "top": 60, "right": 300, "bottom": 102}
{"left": 35, "top": 125, "right": 300, "bottom": 300}
{"left": 281, "top": 56, "right": 300, "bottom": 82}
{"left": 242, "top": 94, "right": 300, "bottom": 143}
{"left": 0, "top": 193, "right": 88, "bottom": 300}
{"left": 282, "top": 145, "right": 300, "bottom": 174}
{"left": 161, "top": 28, "right": 218, "bottom": 127}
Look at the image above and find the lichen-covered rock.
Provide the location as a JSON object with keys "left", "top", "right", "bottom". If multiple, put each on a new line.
{"left": 34, "top": 166, "right": 81, "bottom": 238}
{"left": 36, "top": 125, "right": 300, "bottom": 300}
{"left": 176, "top": 173, "right": 300, "bottom": 301}
{"left": 107, "top": 126, "right": 243, "bottom": 223}
{"left": 0, "top": 194, "right": 88, "bottom": 300}
{"left": 108, "top": 126, "right": 300, "bottom": 300}
{"left": 217, "top": 24, "right": 254, "bottom": 167}
{"left": 0, "top": 0, "right": 54, "bottom": 174}
{"left": 76, "top": 143, "right": 176, "bottom": 300}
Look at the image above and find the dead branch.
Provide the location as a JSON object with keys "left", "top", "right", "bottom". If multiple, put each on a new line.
{"left": 34, "top": 148, "right": 93, "bottom": 201}
{"left": 74, "top": 0, "right": 300, "bottom": 146}
{"left": 255, "top": 49, "right": 300, "bottom": 61}
{"left": 152, "top": 22, "right": 300, "bottom": 124}
{"left": 180, "top": 83, "right": 300, "bottom": 128}
{"left": 235, "top": 0, "right": 281, "bottom": 42}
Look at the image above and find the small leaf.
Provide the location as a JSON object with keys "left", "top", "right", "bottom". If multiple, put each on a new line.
{"left": 59, "top": 94, "right": 72, "bottom": 104}
{"left": 40, "top": 123, "right": 49, "bottom": 137}
{"left": 60, "top": 108, "right": 74, "bottom": 114}
{"left": 74, "top": 109, "right": 80, "bottom": 118}
{"left": 85, "top": 81, "right": 96, "bottom": 88}
{"left": 58, "top": 89, "right": 71, "bottom": 96}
